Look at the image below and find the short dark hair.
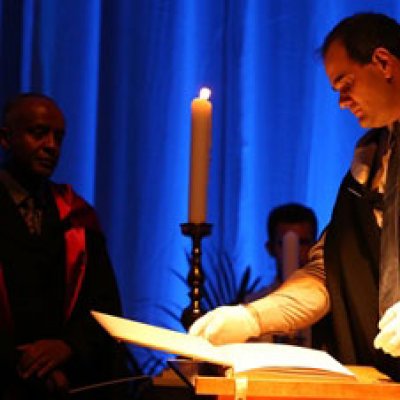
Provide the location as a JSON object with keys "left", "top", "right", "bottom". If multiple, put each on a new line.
{"left": 2, "top": 92, "right": 56, "bottom": 127}
{"left": 267, "top": 203, "right": 317, "bottom": 241}
{"left": 320, "top": 12, "right": 400, "bottom": 64}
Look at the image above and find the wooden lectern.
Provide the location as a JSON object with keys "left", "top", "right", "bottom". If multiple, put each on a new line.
{"left": 193, "top": 366, "right": 400, "bottom": 400}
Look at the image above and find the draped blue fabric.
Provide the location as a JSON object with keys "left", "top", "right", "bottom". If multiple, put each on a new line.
{"left": 1, "top": 0, "right": 399, "bottom": 372}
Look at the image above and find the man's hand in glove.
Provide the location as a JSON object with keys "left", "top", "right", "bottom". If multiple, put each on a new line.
{"left": 188, "top": 305, "right": 261, "bottom": 345}
{"left": 374, "top": 301, "right": 400, "bottom": 357}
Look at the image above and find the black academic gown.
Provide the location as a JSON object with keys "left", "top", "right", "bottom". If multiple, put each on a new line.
{"left": 325, "top": 171, "right": 400, "bottom": 381}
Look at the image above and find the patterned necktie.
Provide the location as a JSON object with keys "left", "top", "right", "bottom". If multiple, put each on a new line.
{"left": 380, "top": 124, "right": 400, "bottom": 317}
{"left": 19, "top": 196, "right": 42, "bottom": 235}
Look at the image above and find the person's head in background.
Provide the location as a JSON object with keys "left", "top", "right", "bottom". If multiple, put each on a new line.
{"left": 266, "top": 203, "right": 317, "bottom": 282}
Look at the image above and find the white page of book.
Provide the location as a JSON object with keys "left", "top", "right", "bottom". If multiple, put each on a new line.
{"left": 215, "top": 342, "right": 354, "bottom": 376}
{"left": 91, "top": 311, "right": 354, "bottom": 377}
{"left": 91, "top": 310, "right": 229, "bottom": 366}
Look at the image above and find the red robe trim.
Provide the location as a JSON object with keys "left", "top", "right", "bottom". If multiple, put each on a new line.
{"left": 52, "top": 184, "right": 100, "bottom": 321}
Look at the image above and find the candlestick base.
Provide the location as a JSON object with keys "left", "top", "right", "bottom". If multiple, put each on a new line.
{"left": 180, "top": 222, "right": 212, "bottom": 330}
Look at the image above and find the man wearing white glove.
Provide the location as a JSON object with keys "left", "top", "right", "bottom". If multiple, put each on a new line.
{"left": 189, "top": 305, "right": 261, "bottom": 345}
{"left": 190, "top": 12, "right": 400, "bottom": 382}
{"left": 189, "top": 254, "right": 330, "bottom": 344}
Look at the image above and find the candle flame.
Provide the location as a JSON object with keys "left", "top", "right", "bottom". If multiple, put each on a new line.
{"left": 199, "top": 87, "right": 211, "bottom": 101}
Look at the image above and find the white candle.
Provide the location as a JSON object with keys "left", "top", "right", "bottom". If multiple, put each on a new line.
{"left": 188, "top": 88, "right": 212, "bottom": 223}
{"left": 282, "top": 231, "right": 300, "bottom": 281}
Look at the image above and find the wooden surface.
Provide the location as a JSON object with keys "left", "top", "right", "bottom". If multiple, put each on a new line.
{"left": 194, "top": 366, "right": 400, "bottom": 400}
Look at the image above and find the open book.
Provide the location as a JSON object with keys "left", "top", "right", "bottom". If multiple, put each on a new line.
{"left": 91, "top": 310, "right": 354, "bottom": 379}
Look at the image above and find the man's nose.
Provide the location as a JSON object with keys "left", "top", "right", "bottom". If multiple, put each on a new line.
{"left": 43, "top": 132, "right": 60, "bottom": 151}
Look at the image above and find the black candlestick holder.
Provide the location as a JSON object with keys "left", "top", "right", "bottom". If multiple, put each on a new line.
{"left": 180, "top": 222, "right": 212, "bottom": 330}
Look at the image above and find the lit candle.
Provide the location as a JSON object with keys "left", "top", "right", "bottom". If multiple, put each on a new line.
{"left": 188, "top": 88, "right": 212, "bottom": 223}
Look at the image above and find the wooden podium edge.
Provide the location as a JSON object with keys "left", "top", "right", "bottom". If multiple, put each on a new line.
{"left": 194, "top": 366, "right": 400, "bottom": 400}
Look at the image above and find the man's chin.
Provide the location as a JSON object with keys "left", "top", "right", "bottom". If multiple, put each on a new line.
{"left": 33, "top": 159, "right": 58, "bottom": 176}
{"left": 357, "top": 114, "right": 392, "bottom": 129}
{"left": 356, "top": 115, "right": 370, "bottom": 128}
{"left": 358, "top": 118, "right": 378, "bottom": 129}
{"left": 32, "top": 165, "right": 56, "bottom": 178}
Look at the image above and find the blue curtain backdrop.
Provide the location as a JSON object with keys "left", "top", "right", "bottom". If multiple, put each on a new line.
{"left": 1, "top": 0, "right": 400, "bottom": 371}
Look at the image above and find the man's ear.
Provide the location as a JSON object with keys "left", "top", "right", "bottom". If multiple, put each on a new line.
{"left": 0, "top": 127, "right": 12, "bottom": 151}
{"left": 372, "top": 47, "right": 394, "bottom": 80}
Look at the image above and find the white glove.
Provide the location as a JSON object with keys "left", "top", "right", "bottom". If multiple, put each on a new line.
{"left": 374, "top": 301, "right": 400, "bottom": 357}
{"left": 188, "top": 305, "right": 261, "bottom": 345}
